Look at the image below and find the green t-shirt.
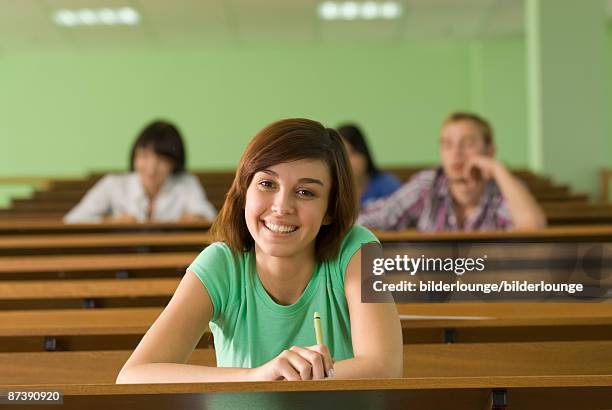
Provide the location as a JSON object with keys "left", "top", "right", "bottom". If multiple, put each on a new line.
{"left": 188, "top": 224, "right": 378, "bottom": 368}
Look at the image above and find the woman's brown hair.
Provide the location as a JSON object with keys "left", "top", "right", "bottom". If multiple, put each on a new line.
{"left": 130, "top": 120, "right": 186, "bottom": 175}
{"left": 211, "top": 118, "right": 357, "bottom": 261}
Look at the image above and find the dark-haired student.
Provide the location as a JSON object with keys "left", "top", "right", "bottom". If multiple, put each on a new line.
{"left": 338, "top": 124, "right": 401, "bottom": 208}
{"left": 117, "top": 118, "right": 402, "bottom": 383}
{"left": 358, "top": 112, "right": 547, "bottom": 231}
{"left": 64, "top": 120, "right": 216, "bottom": 223}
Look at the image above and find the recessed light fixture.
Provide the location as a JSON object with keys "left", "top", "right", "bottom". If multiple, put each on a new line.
{"left": 52, "top": 7, "right": 140, "bottom": 26}
{"left": 318, "top": 1, "right": 402, "bottom": 20}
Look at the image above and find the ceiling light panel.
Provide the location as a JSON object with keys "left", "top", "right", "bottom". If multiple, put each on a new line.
{"left": 318, "top": 1, "right": 403, "bottom": 20}
{"left": 52, "top": 7, "right": 140, "bottom": 27}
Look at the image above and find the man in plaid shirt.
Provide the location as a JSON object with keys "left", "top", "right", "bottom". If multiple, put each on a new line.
{"left": 358, "top": 112, "right": 546, "bottom": 232}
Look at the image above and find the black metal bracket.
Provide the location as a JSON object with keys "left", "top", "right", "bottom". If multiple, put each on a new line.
{"left": 44, "top": 336, "right": 57, "bottom": 352}
{"left": 83, "top": 298, "right": 96, "bottom": 309}
{"left": 491, "top": 389, "right": 507, "bottom": 410}
{"left": 444, "top": 328, "right": 456, "bottom": 344}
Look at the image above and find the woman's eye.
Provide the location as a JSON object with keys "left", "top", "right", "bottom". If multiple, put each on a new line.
{"left": 297, "top": 189, "right": 315, "bottom": 198}
{"left": 258, "top": 180, "right": 275, "bottom": 189}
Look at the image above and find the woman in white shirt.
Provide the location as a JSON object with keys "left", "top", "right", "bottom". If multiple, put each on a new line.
{"left": 64, "top": 121, "right": 217, "bottom": 223}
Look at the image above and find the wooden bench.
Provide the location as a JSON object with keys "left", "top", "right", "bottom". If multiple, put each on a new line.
{"left": 2, "top": 341, "right": 611, "bottom": 385}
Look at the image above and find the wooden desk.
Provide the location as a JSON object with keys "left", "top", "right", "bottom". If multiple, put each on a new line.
{"left": 0, "top": 348, "right": 216, "bottom": 385}
{"left": 0, "top": 226, "right": 608, "bottom": 256}
{"left": 2, "top": 341, "right": 611, "bottom": 385}
{"left": 3, "top": 376, "right": 612, "bottom": 410}
{"left": 375, "top": 225, "right": 612, "bottom": 242}
{"left": 0, "top": 232, "right": 211, "bottom": 256}
{"left": 397, "top": 303, "right": 612, "bottom": 343}
{"left": 0, "top": 219, "right": 211, "bottom": 235}
{"left": 2, "top": 304, "right": 609, "bottom": 337}
{"left": 542, "top": 203, "right": 612, "bottom": 212}
{"left": 0, "top": 278, "right": 179, "bottom": 300}
{"left": 0, "top": 252, "right": 195, "bottom": 279}
{"left": 0, "top": 233, "right": 210, "bottom": 249}
{"left": 0, "top": 307, "right": 179, "bottom": 352}
{"left": 0, "top": 278, "right": 180, "bottom": 309}
{"left": 1, "top": 304, "right": 611, "bottom": 351}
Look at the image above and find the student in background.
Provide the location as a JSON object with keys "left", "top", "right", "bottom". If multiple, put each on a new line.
{"left": 358, "top": 112, "right": 547, "bottom": 231}
{"left": 338, "top": 124, "right": 401, "bottom": 208}
{"left": 64, "top": 120, "right": 217, "bottom": 223}
{"left": 117, "top": 118, "right": 402, "bottom": 383}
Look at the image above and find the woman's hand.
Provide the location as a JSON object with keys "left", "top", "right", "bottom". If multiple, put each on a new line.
{"left": 249, "top": 344, "right": 334, "bottom": 381}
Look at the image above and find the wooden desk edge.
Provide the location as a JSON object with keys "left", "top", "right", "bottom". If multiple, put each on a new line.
{"left": 374, "top": 225, "right": 612, "bottom": 242}
{"left": 4, "top": 375, "right": 612, "bottom": 395}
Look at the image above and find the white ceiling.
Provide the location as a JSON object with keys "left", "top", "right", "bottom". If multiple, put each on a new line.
{"left": 0, "top": 0, "right": 608, "bottom": 52}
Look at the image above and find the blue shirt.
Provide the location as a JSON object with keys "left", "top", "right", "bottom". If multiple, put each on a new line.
{"left": 360, "top": 172, "right": 402, "bottom": 207}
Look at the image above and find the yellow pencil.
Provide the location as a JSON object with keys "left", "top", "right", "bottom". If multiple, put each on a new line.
{"left": 313, "top": 311, "right": 324, "bottom": 345}
{"left": 314, "top": 311, "right": 335, "bottom": 378}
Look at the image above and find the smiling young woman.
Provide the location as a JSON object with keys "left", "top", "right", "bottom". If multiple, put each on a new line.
{"left": 116, "top": 118, "right": 403, "bottom": 383}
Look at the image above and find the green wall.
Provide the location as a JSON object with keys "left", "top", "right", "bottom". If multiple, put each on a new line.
{"left": 0, "top": 44, "right": 473, "bottom": 175}
{"left": 468, "top": 36, "right": 528, "bottom": 165}
{"left": 0, "top": 28, "right": 609, "bottom": 206}
{"left": 525, "top": 0, "right": 609, "bottom": 197}
{"left": 0, "top": 42, "right": 474, "bottom": 205}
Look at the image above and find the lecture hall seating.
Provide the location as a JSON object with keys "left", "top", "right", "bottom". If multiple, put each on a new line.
{"left": 3, "top": 167, "right": 609, "bottom": 225}
{"left": 0, "top": 196, "right": 609, "bottom": 410}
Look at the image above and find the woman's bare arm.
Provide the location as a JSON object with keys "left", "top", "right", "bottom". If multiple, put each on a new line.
{"left": 116, "top": 270, "right": 252, "bottom": 383}
{"left": 333, "top": 249, "right": 404, "bottom": 378}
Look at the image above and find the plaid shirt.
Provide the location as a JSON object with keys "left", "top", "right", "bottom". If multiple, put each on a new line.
{"left": 357, "top": 168, "right": 513, "bottom": 231}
